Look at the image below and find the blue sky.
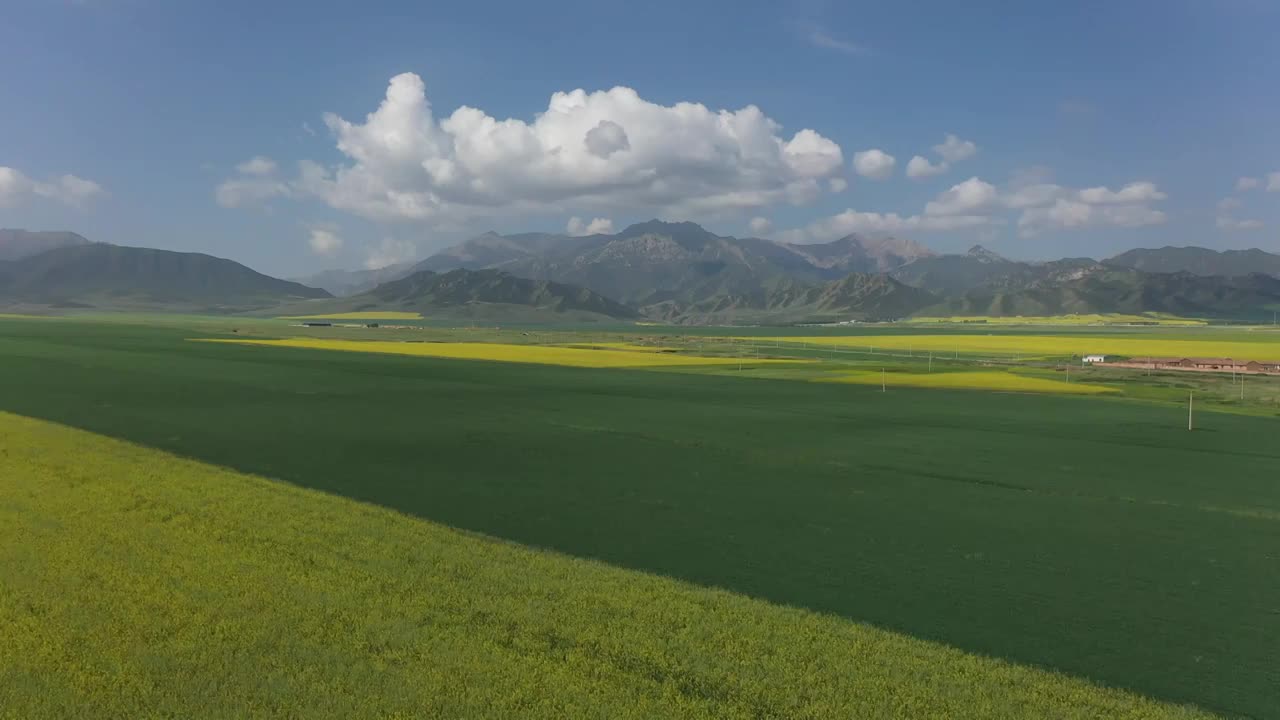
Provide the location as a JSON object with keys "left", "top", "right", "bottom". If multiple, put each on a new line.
{"left": 2, "top": 0, "right": 1278, "bottom": 276}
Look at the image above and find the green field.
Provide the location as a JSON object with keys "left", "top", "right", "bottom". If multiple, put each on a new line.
{"left": 278, "top": 311, "right": 426, "bottom": 320}
{"left": 0, "top": 411, "right": 1213, "bottom": 719}
{"left": 905, "top": 313, "right": 1208, "bottom": 326}
{"left": 2, "top": 317, "right": 1278, "bottom": 717}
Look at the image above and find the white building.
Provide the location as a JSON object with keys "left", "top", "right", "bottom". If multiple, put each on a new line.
{"left": 1082, "top": 354, "right": 1107, "bottom": 364}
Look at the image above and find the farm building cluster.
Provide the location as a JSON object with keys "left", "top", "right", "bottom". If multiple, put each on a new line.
{"left": 1094, "top": 356, "right": 1280, "bottom": 374}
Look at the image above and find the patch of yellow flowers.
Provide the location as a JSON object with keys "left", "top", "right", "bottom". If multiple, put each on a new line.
{"left": 195, "top": 337, "right": 803, "bottom": 368}
{"left": 775, "top": 334, "right": 1280, "bottom": 360}
{"left": 825, "top": 370, "right": 1115, "bottom": 395}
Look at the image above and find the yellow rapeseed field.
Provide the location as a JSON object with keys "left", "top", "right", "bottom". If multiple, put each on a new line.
{"left": 557, "top": 341, "right": 681, "bottom": 353}
{"left": 0, "top": 410, "right": 1212, "bottom": 719}
{"left": 195, "top": 337, "right": 805, "bottom": 368}
{"left": 777, "top": 334, "right": 1280, "bottom": 360}
{"left": 279, "top": 311, "right": 424, "bottom": 320}
{"left": 825, "top": 370, "right": 1116, "bottom": 395}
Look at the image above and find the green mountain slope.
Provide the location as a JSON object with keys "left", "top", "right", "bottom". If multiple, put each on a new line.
{"left": 0, "top": 243, "right": 329, "bottom": 310}
{"left": 415, "top": 231, "right": 596, "bottom": 273}
{"left": 778, "top": 234, "right": 936, "bottom": 274}
{"left": 888, "top": 245, "right": 1049, "bottom": 295}
{"left": 0, "top": 229, "right": 93, "bottom": 261}
{"left": 530, "top": 221, "right": 828, "bottom": 305}
{"left": 1105, "top": 246, "right": 1280, "bottom": 277}
{"left": 276, "top": 268, "right": 638, "bottom": 320}
{"left": 654, "top": 272, "right": 938, "bottom": 324}
{"left": 928, "top": 269, "right": 1280, "bottom": 319}
{"left": 420, "top": 222, "right": 831, "bottom": 305}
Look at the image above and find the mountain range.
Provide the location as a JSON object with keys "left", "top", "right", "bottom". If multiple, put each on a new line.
{"left": 0, "top": 235, "right": 328, "bottom": 311}
{"left": 0, "top": 229, "right": 92, "bottom": 261}
{"left": 5, "top": 224, "right": 1280, "bottom": 323}
{"left": 1105, "top": 246, "right": 1280, "bottom": 277}
{"left": 403, "top": 222, "right": 1280, "bottom": 322}
{"left": 290, "top": 262, "right": 418, "bottom": 297}
{"left": 275, "top": 268, "right": 638, "bottom": 322}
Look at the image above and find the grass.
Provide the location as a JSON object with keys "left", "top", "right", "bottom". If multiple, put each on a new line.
{"left": 278, "top": 311, "right": 425, "bottom": 320}
{"left": 0, "top": 411, "right": 1213, "bottom": 719}
{"left": 2, "top": 318, "right": 1278, "bottom": 716}
{"left": 775, "top": 333, "right": 1280, "bottom": 361}
{"left": 193, "top": 337, "right": 808, "bottom": 369}
{"left": 824, "top": 369, "right": 1116, "bottom": 395}
{"left": 905, "top": 313, "right": 1206, "bottom": 326}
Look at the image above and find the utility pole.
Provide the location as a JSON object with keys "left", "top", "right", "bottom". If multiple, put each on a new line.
{"left": 881, "top": 368, "right": 886, "bottom": 392}
{"left": 928, "top": 351, "right": 933, "bottom": 372}
{"left": 1241, "top": 373, "right": 1245, "bottom": 401}
{"left": 1188, "top": 391, "right": 1194, "bottom": 431}
{"left": 1066, "top": 364, "right": 1070, "bottom": 384}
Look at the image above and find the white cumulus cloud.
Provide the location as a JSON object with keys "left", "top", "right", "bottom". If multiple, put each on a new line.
{"left": 852, "top": 149, "right": 896, "bottom": 180}
{"left": 1269, "top": 172, "right": 1280, "bottom": 192}
{"left": 925, "top": 177, "right": 999, "bottom": 216}
{"left": 1018, "top": 199, "right": 1165, "bottom": 236}
{"left": 237, "top": 156, "right": 278, "bottom": 176}
{"left": 567, "top": 216, "right": 615, "bottom": 236}
{"left": 216, "top": 156, "right": 291, "bottom": 208}
{"left": 828, "top": 177, "right": 848, "bottom": 193}
{"left": 933, "top": 134, "right": 977, "bottom": 163}
{"left": 1216, "top": 197, "right": 1241, "bottom": 212}
{"left": 784, "top": 174, "right": 1169, "bottom": 242}
{"left": 1002, "top": 183, "right": 1066, "bottom": 209}
{"left": 995, "top": 179, "right": 1169, "bottom": 236}
{"left": 748, "top": 216, "right": 773, "bottom": 235}
{"left": 905, "top": 155, "right": 947, "bottom": 179}
{"left": 1236, "top": 177, "right": 1260, "bottom": 191}
{"left": 294, "top": 72, "right": 845, "bottom": 224}
{"left": 1076, "top": 181, "right": 1165, "bottom": 204}
{"left": 583, "top": 120, "right": 631, "bottom": 158}
{"left": 901, "top": 134, "right": 976, "bottom": 180}
{"left": 365, "top": 237, "right": 419, "bottom": 270}
{"left": 307, "top": 228, "right": 344, "bottom": 256}
{"left": 1216, "top": 217, "right": 1264, "bottom": 231}
{"left": 783, "top": 209, "right": 996, "bottom": 243}
{"left": 0, "top": 166, "right": 104, "bottom": 208}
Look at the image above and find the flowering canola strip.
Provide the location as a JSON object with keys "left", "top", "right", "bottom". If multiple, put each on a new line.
{"left": 194, "top": 337, "right": 807, "bottom": 368}
{"left": 278, "top": 311, "right": 425, "bottom": 320}
{"left": 825, "top": 370, "right": 1115, "bottom": 395}
{"left": 771, "top": 334, "right": 1280, "bottom": 360}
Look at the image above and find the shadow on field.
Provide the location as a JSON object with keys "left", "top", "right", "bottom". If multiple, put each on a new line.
{"left": 2, "top": 320, "right": 1279, "bottom": 717}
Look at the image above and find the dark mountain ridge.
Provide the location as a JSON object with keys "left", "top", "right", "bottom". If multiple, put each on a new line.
{"left": 1104, "top": 246, "right": 1280, "bottom": 278}
{"left": 10, "top": 224, "right": 1280, "bottom": 321}
{"left": 408, "top": 221, "right": 1280, "bottom": 322}
{"left": 0, "top": 229, "right": 93, "bottom": 261}
{"left": 275, "top": 268, "right": 638, "bottom": 321}
{"left": 0, "top": 243, "right": 329, "bottom": 310}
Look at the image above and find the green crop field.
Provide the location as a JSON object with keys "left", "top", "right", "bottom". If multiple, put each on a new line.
{"left": 2, "top": 317, "right": 1278, "bottom": 718}
{"left": 0, "top": 411, "right": 1212, "bottom": 719}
